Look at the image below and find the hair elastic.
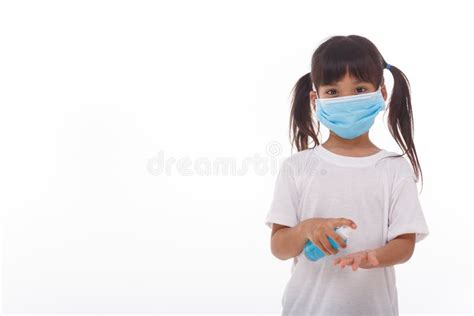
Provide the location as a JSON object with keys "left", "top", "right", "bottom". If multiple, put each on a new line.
{"left": 385, "top": 63, "right": 392, "bottom": 70}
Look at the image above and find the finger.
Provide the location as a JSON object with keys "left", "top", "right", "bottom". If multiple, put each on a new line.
{"left": 308, "top": 237, "right": 331, "bottom": 256}
{"left": 340, "top": 259, "right": 346, "bottom": 268}
{"left": 326, "top": 229, "right": 347, "bottom": 249}
{"left": 319, "top": 233, "right": 337, "bottom": 255}
{"left": 341, "top": 259, "right": 349, "bottom": 268}
{"left": 352, "top": 256, "right": 362, "bottom": 271}
{"left": 335, "top": 257, "right": 343, "bottom": 266}
{"left": 336, "top": 257, "right": 347, "bottom": 264}
{"left": 333, "top": 218, "right": 357, "bottom": 229}
{"left": 315, "top": 240, "right": 332, "bottom": 256}
{"left": 341, "top": 257, "right": 353, "bottom": 268}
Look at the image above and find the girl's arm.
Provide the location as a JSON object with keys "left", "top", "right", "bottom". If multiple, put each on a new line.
{"left": 367, "top": 233, "right": 416, "bottom": 268}
{"left": 333, "top": 233, "right": 417, "bottom": 270}
{"left": 270, "top": 223, "right": 307, "bottom": 260}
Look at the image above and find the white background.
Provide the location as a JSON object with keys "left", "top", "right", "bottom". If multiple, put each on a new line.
{"left": 0, "top": 0, "right": 472, "bottom": 314}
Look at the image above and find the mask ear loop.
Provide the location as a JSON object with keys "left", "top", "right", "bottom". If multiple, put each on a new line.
{"left": 378, "top": 85, "right": 387, "bottom": 111}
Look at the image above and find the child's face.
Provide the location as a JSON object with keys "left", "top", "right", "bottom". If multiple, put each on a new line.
{"left": 309, "top": 72, "right": 387, "bottom": 108}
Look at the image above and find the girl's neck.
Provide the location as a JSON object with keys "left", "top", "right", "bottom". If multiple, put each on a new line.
{"left": 322, "top": 132, "right": 381, "bottom": 156}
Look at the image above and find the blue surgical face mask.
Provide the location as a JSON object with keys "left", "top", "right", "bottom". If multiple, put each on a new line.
{"left": 314, "top": 86, "right": 386, "bottom": 140}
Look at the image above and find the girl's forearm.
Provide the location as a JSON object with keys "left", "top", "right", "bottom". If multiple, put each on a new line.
{"left": 271, "top": 223, "right": 307, "bottom": 260}
{"left": 368, "top": 235, "right": 415, "bottom": 269}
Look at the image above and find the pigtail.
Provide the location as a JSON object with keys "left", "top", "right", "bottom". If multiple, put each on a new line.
{"left": 385, "top": 62, "right": 424, "bottom": 189}
{"left": 289, "top": 72, "right": 320, "bottom": 152}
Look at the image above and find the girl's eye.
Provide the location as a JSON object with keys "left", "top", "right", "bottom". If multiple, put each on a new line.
{"left": 325, "top": 87, "right": 368, "bottom": 96}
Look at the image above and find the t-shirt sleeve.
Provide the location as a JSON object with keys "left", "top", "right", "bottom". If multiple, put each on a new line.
{"left": 387, "top": 175, "right": 430, "bottom": 243}
{"left": 264, "top": 160, "right": 299, "bottom": 229}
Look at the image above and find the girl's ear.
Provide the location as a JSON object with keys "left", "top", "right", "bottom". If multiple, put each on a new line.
{"left": 381, "top": 84, "right": 388, "bottom": 101}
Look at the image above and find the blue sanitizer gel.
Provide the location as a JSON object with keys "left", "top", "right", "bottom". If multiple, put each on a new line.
{"left": 304, "top": 225, "right": 353, "bottom": 262}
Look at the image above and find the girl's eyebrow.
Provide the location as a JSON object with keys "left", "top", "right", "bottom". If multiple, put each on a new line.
{"left": 351, "top": 79, "right": 369, "bottom": 84}
{"left": 323, "top": 80, "right": 367, "bottom": 86}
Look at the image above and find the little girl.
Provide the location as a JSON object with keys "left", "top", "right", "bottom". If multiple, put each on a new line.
{"left": 265, "top": 35, "right": 430, "bottom": 315}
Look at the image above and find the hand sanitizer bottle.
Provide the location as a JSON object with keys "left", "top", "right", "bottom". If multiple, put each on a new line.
{"left": 304, "top": 225, "right": 353, "bottom": 262}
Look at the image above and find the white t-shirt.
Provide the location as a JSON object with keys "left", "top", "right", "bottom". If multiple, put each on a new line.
{"left": 265, "top": 145, "right": 430, "bottom": 316}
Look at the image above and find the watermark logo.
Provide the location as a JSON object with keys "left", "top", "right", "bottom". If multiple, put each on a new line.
{"left": 147, "top": 141, "right": 286, "bottom": 176}
{"left": 146, "top": 141, "right": 324, "bottom": 177}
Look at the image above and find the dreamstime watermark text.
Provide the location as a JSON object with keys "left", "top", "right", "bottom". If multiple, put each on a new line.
{"left": 147, "top": 141, "right": 288, "bottom": 176}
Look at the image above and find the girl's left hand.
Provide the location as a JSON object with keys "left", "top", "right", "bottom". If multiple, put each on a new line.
{"left": 333, "top": 249, "right": 379, "bottom": 271}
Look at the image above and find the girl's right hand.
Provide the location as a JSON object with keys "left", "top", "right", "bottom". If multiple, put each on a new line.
{"left": 299, "top": 217, "right": 357, "bottom": 256}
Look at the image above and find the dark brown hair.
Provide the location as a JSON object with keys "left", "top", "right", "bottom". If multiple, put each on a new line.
{"left": 289, "top": 35, "right": 423, "bottom": 188}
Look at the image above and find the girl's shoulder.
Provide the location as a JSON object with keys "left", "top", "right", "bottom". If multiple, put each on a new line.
{"left": 377, "top": 150, "right": 418, "bottom": 185}
{"left": 282, "top": 148, "right": 315, "bottom": 164}
{"left": 278, "top": 148, "right": 318, "bottom": 178}
{"left": 279, "top": 147, "right": 417, "bottom": 184}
